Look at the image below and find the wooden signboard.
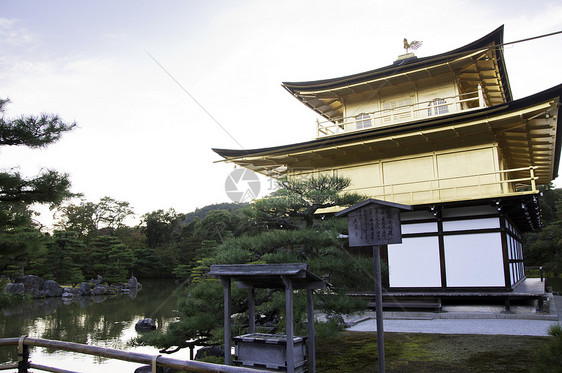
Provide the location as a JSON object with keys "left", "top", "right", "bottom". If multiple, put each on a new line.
{"left": 335, "top": 199, "right": 412, "bottom": 373}
{"left": 347, "top": 205, "right": 402, "bottom": 247}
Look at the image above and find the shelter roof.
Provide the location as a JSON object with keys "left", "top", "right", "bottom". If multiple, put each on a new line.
{"left": 335, "top": 199, "right": 413, "bottom": 217}
{"left": 208, "top": 263, "right": 328, "bottom": 289}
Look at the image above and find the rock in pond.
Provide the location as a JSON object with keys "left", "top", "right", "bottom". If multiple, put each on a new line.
{"left": 135, "top": 318, "right": 156, "bottom": 330}
{"left": 127, "top": 276, "right": 141, "bottom": 289}
{"left": 14, "top": 275, "right": 44, "bottom": 293}
{"left": 79, "top": 282, "right": 91, "bottom": 296}
{"left": 4, "top": 283, "right": 25, "bottom": 295}
{"left": 44, "top": 280, "right": 64, "bottom": 297}
{"left": 91, "top": 285, "right": 108, "bottom": 296}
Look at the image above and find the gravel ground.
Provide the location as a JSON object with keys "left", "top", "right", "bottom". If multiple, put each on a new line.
{"left": 346, "top": 295, "right": 562, "bottom": 336}
{"left": 347, "top": 317, "right": 558, "bottom": 336}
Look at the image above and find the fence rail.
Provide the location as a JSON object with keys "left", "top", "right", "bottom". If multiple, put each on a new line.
{"left": 345, "top": 166, "right": 538, "bottom": 205}
{"left": 0, "top": 336, "right": 267, "bottom": 373}
{"left": 525, "top": 266, "right": 544, "bottom": 282}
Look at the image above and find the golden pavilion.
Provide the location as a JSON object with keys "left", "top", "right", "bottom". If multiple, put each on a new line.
{"left": 214, "top": 26, "right": 561, "bottom": 292}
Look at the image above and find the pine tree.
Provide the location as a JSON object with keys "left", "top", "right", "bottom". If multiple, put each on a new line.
{"left": 40, "top": 231, "right": 85, "bottom": 284}
{"left": 138, "top": 175, "right": 370, "bottom": 352}
{"left": 0, "top": 97, "right": 76, "bottom": 275}
{"left": 0, "top": 98, "right": 75, "bottom": 211}
{"left": 89, "top": 236, "right": 134, "bottom": 284}
{"left": 252, "top": 175, "right": 365, "bottom": 228}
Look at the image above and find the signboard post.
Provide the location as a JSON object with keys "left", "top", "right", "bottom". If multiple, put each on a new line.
{"left": 336, "top": 199, "right": 412, "bottom": 373}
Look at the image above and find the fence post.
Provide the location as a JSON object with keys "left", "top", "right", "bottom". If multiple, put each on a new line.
{"left": 151, "top": 355, "right": 164, "bottom": 373}
{"left": 17, "top": 335, "right": 29, "bottom": 373}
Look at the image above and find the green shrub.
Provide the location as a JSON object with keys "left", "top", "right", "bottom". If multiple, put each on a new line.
{"left": 198, "top": 355, "right": 224, "bottom": 364}
{"left": 314, "top": 317, "right": 346, "bottom": 340}
{"left": 532, "top": 323, "right": 562, "bottom": 372}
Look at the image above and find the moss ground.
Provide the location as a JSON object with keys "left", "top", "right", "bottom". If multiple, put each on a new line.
{"left": 316, "top": 331, "right": 549, "bottom": 372}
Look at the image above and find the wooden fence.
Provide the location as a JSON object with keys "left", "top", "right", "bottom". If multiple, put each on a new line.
{"left": 0, "top": 336, "right": 268, "bottom": 373}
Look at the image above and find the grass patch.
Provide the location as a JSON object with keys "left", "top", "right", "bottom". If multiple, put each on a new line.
{"left": 316, "top": 331, "right": 549, "bottom": 372}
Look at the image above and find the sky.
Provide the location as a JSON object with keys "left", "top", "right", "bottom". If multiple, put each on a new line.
{"left": 1, "top": 0, "right": 562, "bottom": 228}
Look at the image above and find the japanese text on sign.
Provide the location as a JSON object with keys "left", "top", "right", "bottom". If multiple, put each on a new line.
{"left": 348, "top": 205, "right": 402, "bottom": 246}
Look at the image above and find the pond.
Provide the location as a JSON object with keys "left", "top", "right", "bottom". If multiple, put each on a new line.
{"left": 0, "top": 279, "right": 193, "bottom": 372}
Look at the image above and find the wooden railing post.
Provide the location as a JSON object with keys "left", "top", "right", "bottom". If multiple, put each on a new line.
{"left": 530, "top": 166, "right": 537, "bottom": 192}
{"left": 17, "top": 336, "right": 29, "bottom": 373}
{"left": 478, "top": 83, "right": 485, "bottom": 108}
{"left": 152, "top": 355, "right": 164, "bottom": 373}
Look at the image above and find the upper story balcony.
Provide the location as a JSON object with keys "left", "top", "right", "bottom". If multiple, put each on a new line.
{"left": 342, "top": 166, "right": 539, "bottom": 207}
{"left": 316, "top": 88, "right": 487, "bottom": 138}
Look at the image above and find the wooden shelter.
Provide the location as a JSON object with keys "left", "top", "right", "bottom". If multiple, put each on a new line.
{"left": 213, "top": 26, "right": 561, "bottom": 292}
{"left": 208, "top": 263, "right": 327, "bottom": 373}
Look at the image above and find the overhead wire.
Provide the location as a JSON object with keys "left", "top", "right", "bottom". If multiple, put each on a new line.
{"left": 147, "top": 29, "right": 562, "bottom": 154}
{"left": 145, "top": 50, "right": 244, "bottom": 149}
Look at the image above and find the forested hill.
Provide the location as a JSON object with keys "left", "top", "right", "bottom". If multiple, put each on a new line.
{"left": 181, "top": 202, "right": 249, "bottom": 224}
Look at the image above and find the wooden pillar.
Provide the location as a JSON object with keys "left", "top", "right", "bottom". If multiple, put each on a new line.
{"left": 307, "top": 289, "right": 316, "bottom": 373}
{"left": 248, "top": 288, "right": 256, "bottom": 334}
{"left": 373, "top": 245, "right": 386, "bottom": 373}
{"left": 499, "top": 210, "right": 512, "bottom": 289}
{"left": 436, "top": 208, "right": 447, "bottom": 289}
{"left": 220, "top": 277, "right": 232, "bottom": 365}
{"left": 282, "top": 276, "right": 295, "bottom": 373}
{"left": 17, "top": 336, "right": 29, "bottom": 373}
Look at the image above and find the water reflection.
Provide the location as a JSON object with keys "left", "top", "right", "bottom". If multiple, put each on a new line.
{"left": 0, "top": 280, "right": 189, "bottom": 372}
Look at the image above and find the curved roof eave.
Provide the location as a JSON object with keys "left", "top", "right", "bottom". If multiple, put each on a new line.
{"left": 213, "top": 83, "right": 562, "bottom": 177}
{"left": 282, "top": 25, "right": 512, "bottom": 103}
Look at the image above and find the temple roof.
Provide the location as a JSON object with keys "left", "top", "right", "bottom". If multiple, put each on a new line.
{"left": 213, "top": 84, "right": 562, "bottom": 184}
{"left": 281, "top": 26, "right": 512, "bottom": 122}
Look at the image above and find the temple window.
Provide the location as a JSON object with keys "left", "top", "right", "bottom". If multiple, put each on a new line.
{"left": 356, "top": 113, "right": 372, "bottom": 129}
{"left": 382, "top": 97, "right": 413, "bottom": 123}
{"left": 428, "top": 98, "right": 449, "bottom": 116}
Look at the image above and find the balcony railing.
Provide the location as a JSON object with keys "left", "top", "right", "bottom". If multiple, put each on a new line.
{"left": 345, "top": 166, "right": 538, "bottom": 205}
{"left": 317, "top": 88, "right": 487, "bottom": 138}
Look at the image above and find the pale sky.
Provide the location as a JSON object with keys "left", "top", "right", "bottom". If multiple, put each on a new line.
{"left": 1, "top": 0, "right": 562, "bottom": 227}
